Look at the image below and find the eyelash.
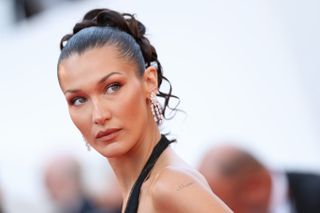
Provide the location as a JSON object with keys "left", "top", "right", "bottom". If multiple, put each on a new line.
{"left": 69, "top": 96, "right": 86, "bottom": 106}
{"left": 105, "top": 82, "right": 122, "bottom": 94}
{"left": 68, "top": 82, "right": 122, "bottom": 106}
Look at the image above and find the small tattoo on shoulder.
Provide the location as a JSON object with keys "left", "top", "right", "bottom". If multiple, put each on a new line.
{"left": 176, "top": 182, "right": 194, "bottom": 191}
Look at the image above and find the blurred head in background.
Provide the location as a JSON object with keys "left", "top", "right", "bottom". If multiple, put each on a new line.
{"left": 198, "top": 145, "right": 320, "bottom": 213}
{"left": 198, "top": 145, "right": 271, "bottom": 213}
{"left": 43, "top": 155, "right": 97, "bottom": 213}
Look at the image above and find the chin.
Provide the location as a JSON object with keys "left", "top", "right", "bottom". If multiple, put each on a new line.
{"left": 96, "top": 143, "right": 128, "bottom": 159}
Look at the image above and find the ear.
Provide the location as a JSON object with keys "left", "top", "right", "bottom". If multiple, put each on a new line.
{"left": 143, "top": 66, "right": 158, "bottom": 96}
{"left": 241, "top": 171, "right": 271, "bottom": 205}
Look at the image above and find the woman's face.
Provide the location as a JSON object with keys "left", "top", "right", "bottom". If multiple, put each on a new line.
{"left": 58, "top": 45, "right": 157, "bottom": 158}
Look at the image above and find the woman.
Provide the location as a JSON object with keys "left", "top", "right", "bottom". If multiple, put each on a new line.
{"left": 57, "top": 8, "right": 232, "bottom": 213}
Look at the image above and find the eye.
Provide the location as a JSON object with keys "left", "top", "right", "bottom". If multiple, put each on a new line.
{"left": 105, "top": 83, "right": 121, "bottom": 94}
{"left": 70, "top": 97, "right": 87, "bottom": 106}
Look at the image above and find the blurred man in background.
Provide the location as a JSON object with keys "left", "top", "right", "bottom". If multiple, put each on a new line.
{"left": 43, "top": 155, "right": 122, "bottom": 213}
{"left": 198, "top": 145, "right": 320, "bottom": 213}
{"left": 43, "top": 155, "right": 99, "bottom": 213}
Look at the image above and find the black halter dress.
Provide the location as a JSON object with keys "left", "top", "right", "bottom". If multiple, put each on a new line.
{"left": 124, "top": 135, "right": 172, "bottom": 213}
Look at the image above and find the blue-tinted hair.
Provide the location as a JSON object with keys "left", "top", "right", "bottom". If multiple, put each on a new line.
{"left": 58, "top": 26, "right": 145, "bottom": 74}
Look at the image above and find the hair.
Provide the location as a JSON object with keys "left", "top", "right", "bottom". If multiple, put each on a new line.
{"left": 219, "top": 151, "right": 265, "bottom": 178}
{"left": 57, "top": 8, "right": 179, "bottom": 119}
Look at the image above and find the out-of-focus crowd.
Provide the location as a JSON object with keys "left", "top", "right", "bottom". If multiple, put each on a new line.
{"left": 0, "top": 144, "right": 320, "bottom": 213}
{"left": 198, "top": 145, "right": 320, "bottom": 213}
{"left": 42, "top": 154, "right": 122, "bottom": 213}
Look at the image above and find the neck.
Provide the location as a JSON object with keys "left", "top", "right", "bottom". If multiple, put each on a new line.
{"left": 107, "top": 124, "right": 161, "bottom": 199}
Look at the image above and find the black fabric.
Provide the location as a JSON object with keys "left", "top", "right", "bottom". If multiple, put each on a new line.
{"left": 124, "top": 135, "right": 172, "bottom": 213}
{"left": 287, "top": 172, "right": 320, "bottom": 213}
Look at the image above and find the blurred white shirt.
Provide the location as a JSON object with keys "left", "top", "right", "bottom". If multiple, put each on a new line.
{"left": 269, "top": 171, "right": 294, "bottom": 213}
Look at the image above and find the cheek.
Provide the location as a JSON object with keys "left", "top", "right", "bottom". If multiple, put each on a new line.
{"left": 69, "top": 108, "right": 91, "bottom": 137}
{"left": 117, "top": 84, "right": 147, "bottom": 126}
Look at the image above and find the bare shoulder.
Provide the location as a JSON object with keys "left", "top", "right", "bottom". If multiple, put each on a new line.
{"left": 149, "top": 165, "right": 232, "bottom": 213}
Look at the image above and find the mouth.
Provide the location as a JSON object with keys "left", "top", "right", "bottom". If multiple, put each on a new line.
{"left": 95, "top": 128, "right": 121, "bottom": 142}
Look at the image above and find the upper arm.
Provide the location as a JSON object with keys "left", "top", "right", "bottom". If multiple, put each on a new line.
{"left": 150, "top": 166, "right": 232, "bottom": 213}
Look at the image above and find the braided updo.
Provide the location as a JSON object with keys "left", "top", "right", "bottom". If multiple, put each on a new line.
{"left": 57, "top": 8, "right": 179, "bottom": 120}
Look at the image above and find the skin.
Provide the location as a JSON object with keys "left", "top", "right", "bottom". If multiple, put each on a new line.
{"left": 59, "top": 44, "right": 232, "bottom": 213}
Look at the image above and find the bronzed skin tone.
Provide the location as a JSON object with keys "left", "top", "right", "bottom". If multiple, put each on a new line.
{"left": 59, "top": 45, "right": 232, "bottom": 213}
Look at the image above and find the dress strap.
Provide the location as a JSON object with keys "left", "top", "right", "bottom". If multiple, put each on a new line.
{"left": 124, "top": 135, "right": 172, "bottom": 213}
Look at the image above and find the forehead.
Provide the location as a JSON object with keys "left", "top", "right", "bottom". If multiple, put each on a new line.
{"left": 202, "top": 147, "right": 241, "bottom": 173}
{"left": 59, "top": 45, "right": 138, "bottom": 90}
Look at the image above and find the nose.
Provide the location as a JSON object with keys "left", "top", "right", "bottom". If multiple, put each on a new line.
{"left": 92, "top": 98, "right": 111, "bottom": 125}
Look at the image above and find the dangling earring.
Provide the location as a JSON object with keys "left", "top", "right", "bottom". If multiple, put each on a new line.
{"left": 150, "top": 92, "right": 164, "bottom": 125}
{"left": 83, "top": 137, "right": 91, "bottom": 151}
{"left": 85, "top": 142, "right": 91, "bottom": 151}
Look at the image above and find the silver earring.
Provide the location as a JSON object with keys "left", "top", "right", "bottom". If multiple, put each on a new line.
{"left": 85, "top": 142, "right": 91, "bottom": 151}
{"left": 83, "top": 137, "right": 91, "bottom": 151}
{"left": 150, "top": 92, "right": 164, "bottom": 124}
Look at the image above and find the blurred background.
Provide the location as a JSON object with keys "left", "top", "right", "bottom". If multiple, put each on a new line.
{"left": 0, "top": 0, "right": 319, "bottom": 212}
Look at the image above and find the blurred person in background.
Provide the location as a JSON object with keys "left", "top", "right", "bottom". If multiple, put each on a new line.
{"left": 198, "top": 145, "right": 320, "bottom": 213}
{"left": 43, "top": 155, "right": 100, "bottom": 213}
{"left": 57, "top": 7, "right": 231, "bottom": 213}
{"left": 13, "top": 0, "right": 85, "bottom": 22}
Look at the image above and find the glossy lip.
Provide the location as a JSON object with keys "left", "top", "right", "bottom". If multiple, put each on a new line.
{"left": 95, "top": 128, "right": 121, "bottom": 142}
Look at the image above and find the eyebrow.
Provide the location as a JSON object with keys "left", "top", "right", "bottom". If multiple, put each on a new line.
{"left": 64, "top": 71, "right": 122, "bottom": 94}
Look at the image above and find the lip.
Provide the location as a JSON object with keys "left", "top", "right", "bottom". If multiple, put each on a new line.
{"left": 95, "top": 128, "right": 121, "bottom": 142}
